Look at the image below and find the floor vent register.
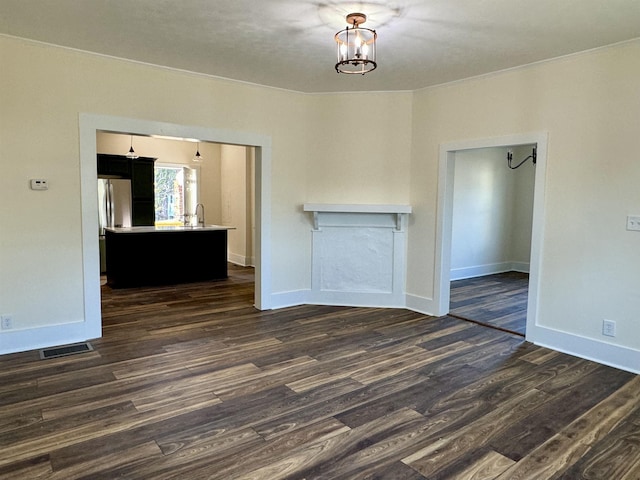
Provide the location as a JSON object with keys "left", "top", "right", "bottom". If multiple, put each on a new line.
{"left": 39, "top": 342, "right": 94, "bottom": 360}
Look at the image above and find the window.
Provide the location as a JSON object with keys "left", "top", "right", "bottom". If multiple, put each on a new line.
{"left": 154, "top": 165, "right": 198, "bottom": 226}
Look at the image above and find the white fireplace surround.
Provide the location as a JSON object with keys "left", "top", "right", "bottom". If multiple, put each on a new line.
{"left": 303, "top": 204, "right": 412, "bottom": 308}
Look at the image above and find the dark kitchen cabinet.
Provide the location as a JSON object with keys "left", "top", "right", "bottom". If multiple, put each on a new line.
{"left": 105, "top": 228, "right": 229, "bottom": 288}
{"left": 132, "top": 199, "right": 155, "bottom": 226}
{"left": 97, "top": 154, "right": 156, "bottom": 226}
{"left": 97, "top": 154, "right": 130, "bottom": 177}
{"left": 130, "top": 157, "right": 156, "bottom": 226}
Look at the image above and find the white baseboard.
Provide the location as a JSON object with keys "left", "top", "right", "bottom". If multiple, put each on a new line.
{"left": 9, "top": 292, "right": 636, "bottom": 376}
{"left": 270, "top": 289, "right": 409, "bottom": 310}
{"left": 270, "top": 290, "right": 309, "bottom": 309}
{"left": 401, "top": 294, "right": 640, "bottom": 374}
{"left": 529, "top": 325, "right": 640, "bottom": 374}
{"left": 405, "top": 293, "right": 438, "bottom": 317}
{"left": 228, "top": 252, "right": 253, "bottom": 267}
{"left": 307, "top": 290, "right": 406, "bottom": 309}
{"left": 450, "top": 261, "right": 530, "bottom": 280}
{"left": 511, "top": 262, "right": 530, "bottom": 273}
{"left": 0, "top": 321, "right": 100, "bottom": 356}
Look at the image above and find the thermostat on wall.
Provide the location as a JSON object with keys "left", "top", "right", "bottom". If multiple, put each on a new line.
{"left": 30, "top": 179, "right": 48, "bottom": 190}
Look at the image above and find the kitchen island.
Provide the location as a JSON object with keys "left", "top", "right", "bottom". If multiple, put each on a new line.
{"left": 104, "top": 225, "right": 235, "bottom": 288}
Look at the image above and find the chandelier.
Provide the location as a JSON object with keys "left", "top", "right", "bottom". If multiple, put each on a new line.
{"left": 335, "top": 13, "right": 377, "bottom": 75}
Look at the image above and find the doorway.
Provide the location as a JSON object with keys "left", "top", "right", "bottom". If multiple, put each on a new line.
{"left": 96, "top": 132, "right": 256, "bottom": 268}
{"left": 79, "top": 114, "right": 272, "bottom": 342}
{"left": 447, "top": 145, "right": 535, "bottom": 336}
{"left": 433, "top": 133, "right": 548, "bottom": 343}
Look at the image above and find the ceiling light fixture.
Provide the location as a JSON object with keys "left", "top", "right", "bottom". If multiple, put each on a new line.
{"left": 192, "top": 142, "right": 203, "bottom": 163}
{"left": 126, "top": 136, "right": 139, "bottom": 159}
{"left": 335, "top": 13, "right": 377, "bottom": 75}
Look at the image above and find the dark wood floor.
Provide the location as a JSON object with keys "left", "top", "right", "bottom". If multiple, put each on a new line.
{"left": 1, "top": 265, "right": 639, "bottom": 479}
{"left": 450, "top": 272, "right": 529, "bottom": 336}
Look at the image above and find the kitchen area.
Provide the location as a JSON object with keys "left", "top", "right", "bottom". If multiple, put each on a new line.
{"left": 97, "top": 132, "right": 255, "bottom": 288}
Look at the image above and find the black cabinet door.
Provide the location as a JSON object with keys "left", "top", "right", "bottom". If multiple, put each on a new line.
{"left": 131, "top": 158, "right": 155, "bottom": 199}
{"left": 132, "top": 199, "right": 155, "bottom": 226}
{"left": 97, "top": 154, "right": 130, "bottom": 177}
{"left": 131, "top": 157, "right": 156, "bottom": 226}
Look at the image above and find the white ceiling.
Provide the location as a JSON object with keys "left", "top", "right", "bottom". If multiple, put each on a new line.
{"left": 1, "top": 0, "right": 640, "bottom": 93}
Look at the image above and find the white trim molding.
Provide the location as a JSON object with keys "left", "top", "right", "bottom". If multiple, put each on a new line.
{"left": 450, "top": 261, "right": 531, "bottom": 281}
{"left": 10, "top": 113, "right": 276, "bottom": 357}
{"left": 80, "top": 114, "right": 272, "bottom": 312}
{"left": 534, "top": 326, "right": 640, "bottom": 374}
{"left": 434, "top": 132, "right": 548, "bottom": 346}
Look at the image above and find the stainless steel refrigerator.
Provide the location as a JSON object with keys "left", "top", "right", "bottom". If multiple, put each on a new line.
{"left": 98, "top": 178, "right": 132, "bottom": 273}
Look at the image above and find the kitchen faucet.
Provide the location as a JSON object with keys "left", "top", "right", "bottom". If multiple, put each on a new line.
{"left": 195, "top": 203, "right": 205, "bottom": 227}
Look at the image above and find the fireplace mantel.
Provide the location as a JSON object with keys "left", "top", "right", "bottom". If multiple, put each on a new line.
{"left": 303, "top": 203, "right": 412, "bottom": 230}
{"left": 303, "top": 203, "right": 412, "bottom": 307}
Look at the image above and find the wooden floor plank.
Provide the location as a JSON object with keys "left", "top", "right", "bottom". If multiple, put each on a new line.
{"left": 402, "top": 388, "right": 550, "bottom": 477}
{"left": 494, "top": 375, "right": 640, "bottom": 479}
{"left": 450, "top": 271, "right": 528, "bottom": 335}
{"left": 0, "top": 454, "right": 52, "bottom": 480}
{"left": 446, "top": 450, "right": 515, "bottom": 480}
{"left": 48, "top": 442, "right": 163, "bottom": 480}
{"left": 236, "top": 408, "right": 426, "bottom": 480}
{"left": 489, "top": 363, "right": 634, "bottom": 461}
{"left": 174, "top": 419, "right": 350, "bottom": 480}
{"left": 0, "top": 265, "right": 636, "bottom": 479}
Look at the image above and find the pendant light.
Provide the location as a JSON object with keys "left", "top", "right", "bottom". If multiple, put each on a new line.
{"left": 335, "top": 13, "right": 377, "bottom": 75}
{"left": 192, "top": 142, "right": 203, "bottom": 162}
{"left": 126, "top": 135, "right": 139, "bottom": 159}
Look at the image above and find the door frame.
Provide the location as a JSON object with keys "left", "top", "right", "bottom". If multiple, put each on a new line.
{"left": 433, "top": 132, "right": 548, "bottom": 342}
{"left": 79, "top": 114, "right": 272, "bottom": 339}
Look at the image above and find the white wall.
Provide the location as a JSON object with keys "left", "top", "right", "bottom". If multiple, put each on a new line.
{"left": 450, "top": 146, "right": 534, "bottom": 279}
{"left": 221, "top": 144, "right": 253, "bottom": 266}
{"left": 304, "top": 92, "right": 413, "bottom": 204}
{"left": 2, "top": 33, "right": 639, "bottom": 373}
{"left": 408, "top": 40, "right": 640, "bottom": 371}
{"left": 0, "top": 35, "right": 311, "bottom": 349}
{"left": 198, "top": 144, "right": 223, "bottom": 224}
{"left": 0, "top": 35, "right": 412, "bottom": 353}
{"left": 511, "top": 146, "right": 536, "bottom": 264}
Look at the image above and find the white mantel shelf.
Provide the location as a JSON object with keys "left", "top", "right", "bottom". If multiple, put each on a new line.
{"left": 303, "top": 204, "right": 412, "bottom": 214}
{"left": 303, "top": 203, "right": 412, "bottom": 230}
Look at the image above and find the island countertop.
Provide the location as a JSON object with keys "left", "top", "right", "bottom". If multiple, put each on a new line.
{"left": 105, "top": 225, "right": 235, "bottom": 234}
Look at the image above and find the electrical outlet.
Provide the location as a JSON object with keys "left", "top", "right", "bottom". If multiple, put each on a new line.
{"left": 1, "top": 315, "right": 13, "bottom": 330}
{"left": 602, "top": 319, "right": 616, "bottom": 337}
{"left": 30, "top": 179, "right": 49, "bottom": 190}
{"left": 627, "top": 215, "right": 640, "bottom": 232}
